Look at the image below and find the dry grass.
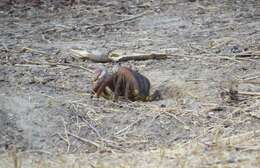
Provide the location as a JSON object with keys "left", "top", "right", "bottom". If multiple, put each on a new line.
{"left": 1, "top": 133, "right": 260, "bottom": 168}
{"left": 1, "top": 0, "right": 260, "bottom": 167}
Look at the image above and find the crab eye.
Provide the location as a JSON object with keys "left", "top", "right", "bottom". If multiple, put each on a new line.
{"left": 94, "top": 68, "right": 106, "bottom": 81}
{"left": 99, "top": 70, "right": 106, "bottom": 78}
{"left": 93, "top": 70, "right": 100, "bottom": 81}
{"left": 94, "top": 68, "right": 100, "bottom": 74}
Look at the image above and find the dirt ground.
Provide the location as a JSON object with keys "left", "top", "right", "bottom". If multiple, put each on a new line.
{"left": 0, "top": 0, "right": 260, "bottom": 167}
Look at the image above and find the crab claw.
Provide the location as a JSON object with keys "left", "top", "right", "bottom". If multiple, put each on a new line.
{"left": 93, "top": 66, "right": 108, "bottom": 82}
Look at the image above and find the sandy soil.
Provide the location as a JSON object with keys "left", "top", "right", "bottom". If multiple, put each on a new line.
{"left": 0, "top": 0, "right": 260, "bottom": 167}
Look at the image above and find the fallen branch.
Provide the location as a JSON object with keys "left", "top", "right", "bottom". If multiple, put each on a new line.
{"left": 71, "top": 49, "right": 111, "bottom": 63}
{"left": 71, "top": 49, "right": 167, "bottom": 62}
{"left": 70, "top": 49, "right": 259, "bottom": 63}
{"left": 109, "top": 53, "right": 167, "bottom": 62}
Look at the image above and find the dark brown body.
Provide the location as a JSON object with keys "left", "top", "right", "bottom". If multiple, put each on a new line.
{"left": 92, "top": 67, "right": 151, "bottom": 101}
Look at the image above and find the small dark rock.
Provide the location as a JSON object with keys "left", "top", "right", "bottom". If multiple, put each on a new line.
{"left": 160, "top": 104, "right": 166, "bottom": 108}
{"left": 231, "top": 45, "right": 242, "bottom": 53}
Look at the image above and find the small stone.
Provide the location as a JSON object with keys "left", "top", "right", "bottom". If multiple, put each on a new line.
{"left": 160, "top": 104, "right": 166, "bottom": 108}
{"left": 230, "top": 45, "right": 242, "bottom": 53}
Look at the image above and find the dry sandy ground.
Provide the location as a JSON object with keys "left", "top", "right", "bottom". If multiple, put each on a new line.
{"left": 0, "top": 0, "right": 260, "bottom": 167}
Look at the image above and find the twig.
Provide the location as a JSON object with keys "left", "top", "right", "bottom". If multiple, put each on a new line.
{"left": 14, "top": 61, "right": 94, "bottom": 73}
{"left": 21, "top": 47, "right": 48, "bottom": 55}
{"left": 240, "top": 80, "right": 260, "bottom": 85}
{"left": 105, "top": 11, "right": 151, "bottom": 25}
{"left": 67, "top": 132, "right": 100, "bottom": 148}
{"left": 241, "top": 72, "right": 260, "bottom": 80}
{"left": 238, "top": 91, "right": 260, "bottom": 96}
{"left": 13, "top": 64, "right": 50, "bottom": 68}
{"left": 62, "top": 118, "right": 71, "bottom": 153}
{"left": 189, "top": 44, "right": 209, "bottom": 54}
{"left": 109, "top": 53, "right": 167, "bottom": 62}
{"left": 163, "top": 111, "right": 190, "bottom": 129}
{"left": 99, "top": 139, "right": 127, "bottom": 152}
{"left": 10, "top": 146, "right": 21, "bottom": 168}
{"left": 115, "top": 118, "right": 143, "bottom": 136}
{"left": 185, "top": 78, "right": 208, "bottom": 82}
{"left": 220, "top": 129, "right": 260, "bottom": 145}
{"left": 168, "top": 53, "right": 259, "bottom": 62}
{"left": 57, "top": 133, "right": 68, "bottom": 143}
{"left": 20, "top": 150, "right": 53, "bottom": 156}
{"left": 68, "top": 105, "right": 128, "bottom": 152}
{"left": 18, "top": 48, "right": 94, "bottom": 73}
{"left": 243, "top": 76, "right": 260, "bottom": 81}
{"left": 82, "top": 117, "right": 102, "bottom": 138}
{"left": 235, "top": 51, "right": 260, "bottom": 57}
{"left": 84, "top": 10, "right": 152, "bottom": 29}
{"left": 205, "top": 158, "right": 249, "bottom": 166}
{"left": 44, "top": 25, "right": 70, "bottom": 33}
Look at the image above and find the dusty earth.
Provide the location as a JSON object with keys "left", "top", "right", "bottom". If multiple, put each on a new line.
{"left": 0, "top": 0, "right": 260, "bottom": 167}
